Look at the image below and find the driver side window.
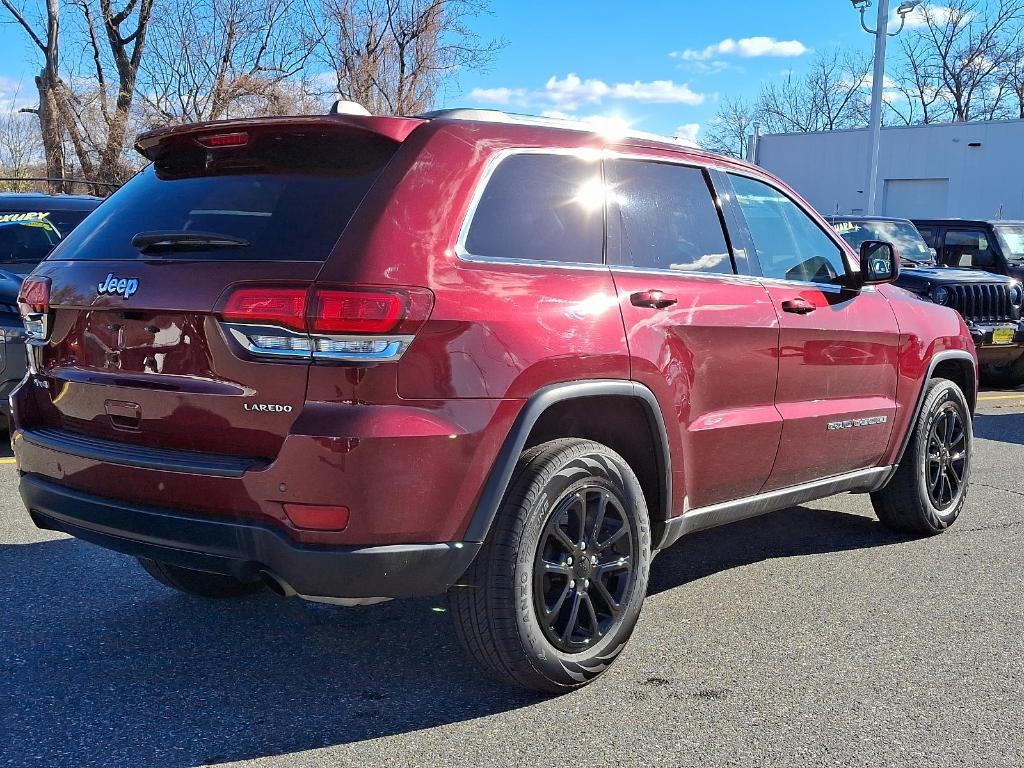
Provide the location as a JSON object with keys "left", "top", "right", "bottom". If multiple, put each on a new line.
{"left": 729, "top": 174, "right": 847, "bottom": 284}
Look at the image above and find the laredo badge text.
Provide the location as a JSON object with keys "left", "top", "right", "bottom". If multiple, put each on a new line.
{"left": 827, "top": 415, "right": 888, "bottom": 431}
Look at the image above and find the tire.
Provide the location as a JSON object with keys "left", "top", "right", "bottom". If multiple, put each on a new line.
{"left": 871, "top": 378, "right": 972, "bottom": 535}
{"left": 1006, "top": 356, "right": 1024, "bottom": 389}
{"left": 137, "top": 557, "right": 264, "bottom": 598}
{"left": 449, "top": 438, "right": 652, "bottom": 693}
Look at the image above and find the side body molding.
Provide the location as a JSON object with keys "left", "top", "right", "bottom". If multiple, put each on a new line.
{"left": 463, "top": 380, "right": 673, "bottom": 545}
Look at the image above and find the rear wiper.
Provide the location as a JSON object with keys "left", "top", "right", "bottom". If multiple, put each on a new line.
{"left": 131, "top": 230, "right": 250, "bottom": 254}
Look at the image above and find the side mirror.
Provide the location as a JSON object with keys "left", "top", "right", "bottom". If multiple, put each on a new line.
{"left": 855, "top": 240, "right": 900, "bottom": 287}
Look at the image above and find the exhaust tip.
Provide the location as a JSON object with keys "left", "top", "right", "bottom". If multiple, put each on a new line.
{"left": 258, "top": 570, "right": 295, "bottom": 597}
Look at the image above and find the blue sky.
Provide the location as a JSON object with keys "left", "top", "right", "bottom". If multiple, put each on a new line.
{"left": 440, "top": 0, "right": 883, "bottom": 140}
{"left": 0, "top": 1, "right": 903, "bottom": 141}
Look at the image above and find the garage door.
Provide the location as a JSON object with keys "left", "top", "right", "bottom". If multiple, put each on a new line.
{"left": 882, "top": 178, "right": 949, "bottom": 218}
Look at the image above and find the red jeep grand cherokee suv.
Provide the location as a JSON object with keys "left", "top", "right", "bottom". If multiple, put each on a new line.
{"left": 13, "top": 110, "right": 977, "bottom": 692}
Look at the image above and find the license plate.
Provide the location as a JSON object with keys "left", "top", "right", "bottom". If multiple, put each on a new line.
{"left": 992, "top": 328, "right": 1016, "bottom": 345}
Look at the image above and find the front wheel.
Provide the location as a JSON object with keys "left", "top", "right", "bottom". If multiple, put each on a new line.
{"left": 871, "top": 378, "right": 972, "bottom": 535}
{"left": 449, "top": 438, "right": 652, "bottom": 693}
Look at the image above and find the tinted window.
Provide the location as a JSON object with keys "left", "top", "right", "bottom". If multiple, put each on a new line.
{"left": 994, "top": 225, "right": 1024, "bottom": 262}
{"left": 464, "top": 154, "right": 603, "bottom": 264}
{"left": 832, "top": 220, "right": 933, "bottom": 263}
{"left": 608, "top": 160, "right": 732, "bottom": 274}
{"left": 49, "top": 130, "right": 396, "bottom": 262}
{"left": 0, "top": 209, "right": 91, "bottom": 266}
{"left": 943, "top": 229, "right": 996, "bottom": 269}
{"left": 730, "top": 174, "right": 846, "bottom": 284}
{"left": 916, "top": 226, "right": 939, "bottom": 249}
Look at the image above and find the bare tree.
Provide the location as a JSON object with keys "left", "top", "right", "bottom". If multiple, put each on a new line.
{"left": 139, "top": 0, "right": 318, "bottom": 126}
{"left": 999, "top": 41, "right": 1024, "bottom": 117}
{"left": 1, "top": 0, "right": 69, "bottom": 190}
{"left": 311, "top": 0, "right": 503, "bottom": 115}
{"left": 757, "top": 50, "right": 872, "bottom": 134}
{"left": 0, "top": 86, "right": 44, "bottom": 190}
{"left": 701, "top": 97, "right": 757, "bottom": 158}
{"left": 895, "top": 0, "right": 1024, "bottom": 122}
{"left": 2, "top": 0, "right": 155, "bottom": 191}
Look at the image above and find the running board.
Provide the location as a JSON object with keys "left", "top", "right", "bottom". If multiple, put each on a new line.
{"left": 656, "top": 466, "right": 892, "bottom": 551}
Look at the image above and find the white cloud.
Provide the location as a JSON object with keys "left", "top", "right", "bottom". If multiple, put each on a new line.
{"left": 674, "top": 123, "right": 701, "bottom": 143}
{"left": 469, "top": 73, "right": 706, "bottom": 113}
{"left": 544, "top": 73, "right": 705, "bottom": 109}
{"left": 674, "top": 36, "right": 809, "bottom": 62}
{"left": 902, "top": 4, "right": 972, "bottom": 29}
{"left": 468, "top": 86, "right": 529, "bottom": 106}
{"left": 0, "top": 76, "right": 35, "bottom": 114}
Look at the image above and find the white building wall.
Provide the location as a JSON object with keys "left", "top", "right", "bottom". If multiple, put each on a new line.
{"left": 756, "top": 119, "right": 1024, "bottom": 220}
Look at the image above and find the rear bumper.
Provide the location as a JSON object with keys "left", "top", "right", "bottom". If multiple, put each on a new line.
{"left": 21, "top": 473, "right": 481, "bottom": 599}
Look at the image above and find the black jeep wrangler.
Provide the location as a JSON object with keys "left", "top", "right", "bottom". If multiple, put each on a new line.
{"left": 830, "top": 216, "right": 1024, "bottom": 386}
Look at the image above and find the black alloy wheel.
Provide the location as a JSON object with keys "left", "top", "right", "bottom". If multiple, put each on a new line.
{"left": 925, "top": 403, "right": 968, "bottom": 510}
{"left": 533, "top": 486, "right": 637, "bottom": 653}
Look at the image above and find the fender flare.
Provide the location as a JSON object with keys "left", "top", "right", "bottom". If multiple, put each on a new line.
{"left": 890, "top": 349, "right": 977, "bottom": 472}
{"left": 462, "top": 380, "right": 673, "bottom": 544}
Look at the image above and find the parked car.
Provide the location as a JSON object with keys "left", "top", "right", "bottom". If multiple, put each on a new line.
{"left": 913, "top": 218, "right": 1024, "bottom": 283}
{"left": 829, "top": 215, "right": 1024, "bottom": 385}
{"left": 13, "top": 111, "right": 978, "bottom": 693}
{"left": 0, "top": 193, "right": 102, "bottom": 419}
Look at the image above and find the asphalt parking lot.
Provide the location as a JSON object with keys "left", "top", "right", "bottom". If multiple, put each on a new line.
{"left": 2, "top": 389, "right": 1023, "bottom": 768}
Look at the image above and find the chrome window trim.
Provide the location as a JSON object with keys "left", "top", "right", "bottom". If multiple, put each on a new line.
{"left": 454, "top": 147, "right": 606, "bottom": 269}
{"left": 452, "top": 146, "right": 871, "bottom": 293}
{"left": 455, "top": 146, "right": 739, "bottom": 271}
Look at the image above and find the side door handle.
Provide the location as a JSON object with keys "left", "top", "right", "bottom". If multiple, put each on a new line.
{"left": 781, "top": 297, "right": 816, "bottom": 315}
{"left": 630, "top": 290, "right": 678, "bottom": 309}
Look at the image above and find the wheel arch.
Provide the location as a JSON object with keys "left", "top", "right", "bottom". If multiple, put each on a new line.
{"left": 893, "top": 350, "right": 977, "bottom": 470}
{"left": 463, "top": 380, "right": 673, "bottom": 547}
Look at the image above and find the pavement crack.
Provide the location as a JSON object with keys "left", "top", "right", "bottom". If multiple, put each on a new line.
{"left": 973, "top": 482, "right": 1024, "bottom": 498}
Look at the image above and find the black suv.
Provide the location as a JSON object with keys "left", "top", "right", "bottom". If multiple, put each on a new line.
{"left": 0, "top": 193, "right": 101, "bottom": 417}
{"left": 831, "top": 216, "right": 1024, "bottom": 385}
{"left": 913, "top": 219, "right": 1024, "bottom": 283}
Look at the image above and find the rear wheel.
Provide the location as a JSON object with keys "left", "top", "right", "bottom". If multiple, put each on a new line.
{"left": 871, "top": 378, "right": 972, "bottom": 535}
{"left": 449, "top": 438, "right": 651, "bottom": 693}
{"left": 137, "top": 557, "right": 264, "bottom": 598}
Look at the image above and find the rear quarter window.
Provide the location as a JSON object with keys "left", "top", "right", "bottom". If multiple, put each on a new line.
{"left": 48, "top": 130, "right": 397, "bottom": 262}
{"left": 462, "top": 153, "right": 604, "bottom": 264}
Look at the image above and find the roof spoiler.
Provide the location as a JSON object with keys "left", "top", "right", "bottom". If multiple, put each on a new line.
{"left": 134, "top": 114, "right": 425, "bottom": 160}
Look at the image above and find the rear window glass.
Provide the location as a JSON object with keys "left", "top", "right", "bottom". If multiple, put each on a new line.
{"left": 0, "top": 209, "right": 92, "bottom": 266}
{"left": 463, "top": 153, "right": 604, "bottom": 264}
{"left": 607, "top": 159, "right": 733, "bottom": 274}
{"left": 48, "top": 130, "right": 396, "bottom": 262}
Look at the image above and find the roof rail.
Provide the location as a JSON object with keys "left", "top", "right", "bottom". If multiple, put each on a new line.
{"left": 418, "top": 108, "right": 699, "bottom": 149}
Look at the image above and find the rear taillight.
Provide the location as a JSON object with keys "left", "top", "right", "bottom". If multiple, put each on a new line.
{"left": 17, "top": 276, "right": 51, "bottom": 339}
{"left": 222, "top": 287, "right": 308, "bottom": 332}
{"left": 310, "top": 289, "right": 405, "bottom": 334}
{"left": 219, "top": 284, "right": 432, "bottom": 362}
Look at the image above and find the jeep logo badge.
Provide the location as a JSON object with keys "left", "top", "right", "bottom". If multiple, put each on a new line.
{"left": 98, "top": 273, "right": 140, "bottom": 299}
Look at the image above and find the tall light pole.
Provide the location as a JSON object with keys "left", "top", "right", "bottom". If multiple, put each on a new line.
{"left": 852, "top": 0, "right": 921, "bottom": 215}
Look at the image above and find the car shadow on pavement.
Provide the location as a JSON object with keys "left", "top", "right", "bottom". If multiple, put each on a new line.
{"left": 0, "top": 505, "right": 909, "bottom": 767}
{"left": 0, "top": 538, "right": 537, "bottom": 767}
{"left": 648, "top": 505, "right": 912, "bottom": 597}
{"left": 973, "top": 412, "right": 1024, "bottom": 446}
